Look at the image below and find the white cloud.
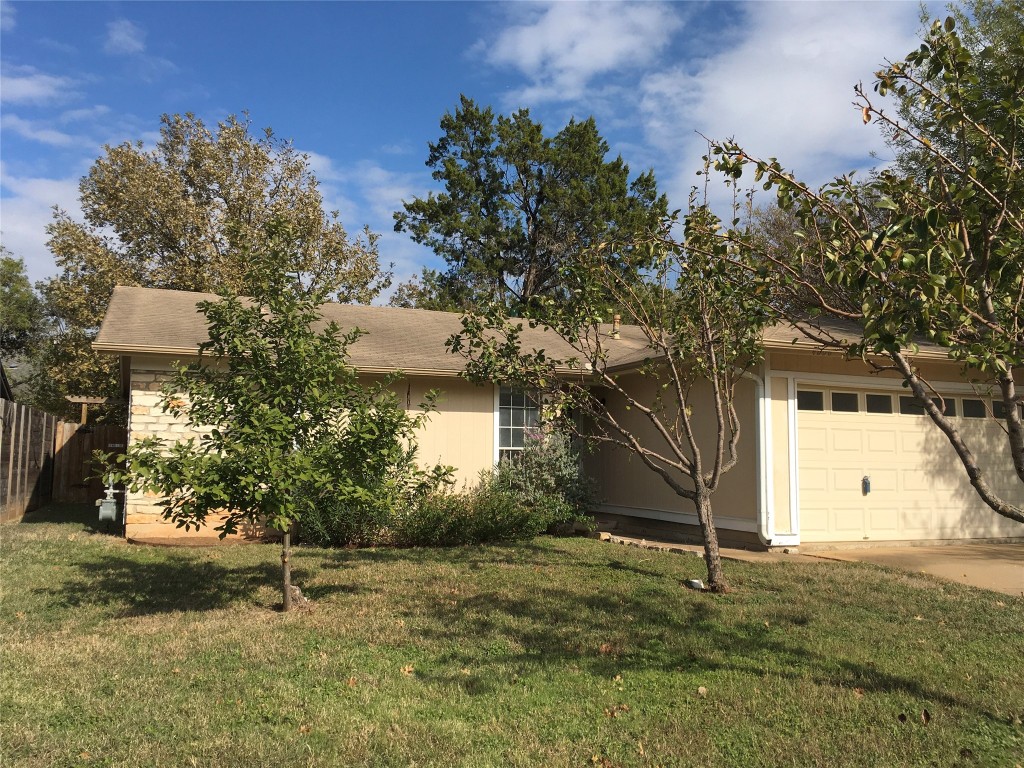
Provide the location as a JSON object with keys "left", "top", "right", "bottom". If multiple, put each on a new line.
{"left": 1, "top": 0, "right": 16, "bottom": 32}
{"left": 104, "top": 19, "right": 146, "bottom": 55}
{"left": 0, "top": 163, "right": 83, "bottom": 282}
{"left": 482, "top": 1, "right": 682, "bottom": 104}
{"left": 59, "top": 105, "right": 111, "bottom": 124}
{"left": 1, "top": 114, "right": 78, "bottom": 146}
{"left": 0, "top": 64, "right": 75, "bottom": 104}
{"left": 638, "top": 2, "right": 924, "bottom": 209}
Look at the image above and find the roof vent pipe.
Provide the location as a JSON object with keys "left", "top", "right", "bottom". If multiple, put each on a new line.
{"left": 611, "top": 314, "right": 621, "bottom": 339}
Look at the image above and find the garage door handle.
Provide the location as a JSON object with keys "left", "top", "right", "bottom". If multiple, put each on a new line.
{"left": 862, "top": 476, "right": 871, "bottom": 495}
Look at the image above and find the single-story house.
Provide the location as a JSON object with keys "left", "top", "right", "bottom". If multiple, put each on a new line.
{"left": 94, "top": 285, "right": 1024, "bottom": 547}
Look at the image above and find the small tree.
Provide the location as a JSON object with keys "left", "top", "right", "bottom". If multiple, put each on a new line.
{"left": 450, "top": 196, "right": 769, "bottom": 592}
{"left": 713, "top": 12, "right": 1024, "bottom": 524}
{"left": 125, "top": 223, "right": 449, "bottom": 610}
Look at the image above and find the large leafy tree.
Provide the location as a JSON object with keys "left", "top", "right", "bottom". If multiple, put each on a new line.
{"left": 36, "top": 113, "right": 388, "bottom": 421}
{"left": 0, "top": 249, "right": 44, "bottom": 361}
{"left": 124, "top": 223, "right": 449, "bottom": 610}
{"left": 714, "top": 8, "right": 1024, "bottom": 524}
{"left": 450, "top": 196, "right": 770, "bottom": 592}
{"left": 394, "top": 96, "right": 668, "bottom": 311}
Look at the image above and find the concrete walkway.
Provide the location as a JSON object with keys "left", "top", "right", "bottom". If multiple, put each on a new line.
{"left": 598, "top": 534, "right": 1023, "bottom": 596}
{"left": 809, "top": 543, "right": 1023, "bottom": 597}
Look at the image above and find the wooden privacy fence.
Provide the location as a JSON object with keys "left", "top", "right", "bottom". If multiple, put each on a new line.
{"left": 0, "top": 400, "right": 59, "bottom": 522}
{"left": 52, "top": 423, "right": 128, "bottom": 504}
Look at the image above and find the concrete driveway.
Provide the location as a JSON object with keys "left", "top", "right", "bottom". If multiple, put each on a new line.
{"left": 810, "top": 543, "right": 1024, "bottom": 597}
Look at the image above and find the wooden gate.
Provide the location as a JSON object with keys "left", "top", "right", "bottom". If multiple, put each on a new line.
{"left": 52, "top": 423, "right": 128, "bottom": 504}
{"left": 0, "top": 400, "right": 59, "bottom": 522}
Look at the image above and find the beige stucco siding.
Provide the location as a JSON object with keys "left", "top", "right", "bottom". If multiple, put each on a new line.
{"left": 402, "top": 377, "right": 496, "bottom": 489}
{"left": 122, "top": 355, "right": 496, "bottom": 540}
{"left": 584, "top": 372, "right": 759, "bottom": 533}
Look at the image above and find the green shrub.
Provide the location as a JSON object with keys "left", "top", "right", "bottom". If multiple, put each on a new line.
{"left": 496, "top": 430, "right": 596, "bottom": 522}
{"left": 300, "top": 429, "right": 596, "bottom": 548}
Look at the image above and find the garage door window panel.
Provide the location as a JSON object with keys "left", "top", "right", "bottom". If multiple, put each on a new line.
{"left": 899, "top": 396, "right": 927, "bottom": 416}
{"left": 797, "top": 390, "right": 825, "bottom": 411}
{"left": 831, "top": 392, "right": 859, "bottom": 413}
{"left": 866, "top": 394, "right": 893, "bottom": 414}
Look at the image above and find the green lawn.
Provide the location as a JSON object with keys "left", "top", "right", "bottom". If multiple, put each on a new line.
{"left": 1, "top": 505, "right": 1021, "bottom": 768}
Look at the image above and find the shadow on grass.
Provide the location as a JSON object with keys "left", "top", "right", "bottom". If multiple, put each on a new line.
{"left": 308, "top": 544, "right": 1005, "bottom": 725}
{"left": 35, "top": 551, "right": 297, "bottom": 615}
{"left": 29, "top": 530, "right": 1010, "bottom": 726}
{"left": 18, "top": 502, "right": 111, "bottom": 534}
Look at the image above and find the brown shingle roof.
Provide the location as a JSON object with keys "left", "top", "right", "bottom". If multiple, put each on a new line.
{"left": 94, "top": 286, "right": 953, "bottom": 374}
{"left": 93, "top": 286, "right": 654, "bottom": 375}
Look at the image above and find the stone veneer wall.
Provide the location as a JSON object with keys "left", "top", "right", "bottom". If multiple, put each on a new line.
{"left": 124, "top": 367, "right": 259, "bottom": 542}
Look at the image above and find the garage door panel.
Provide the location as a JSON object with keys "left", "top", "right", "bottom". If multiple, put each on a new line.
{"left": 868, "top": 507, "right": 900, "bottom": 531}
{"left": 867, "top": 431, "right": 897, "bottom": 453}
{"left": 797, "top": 386, "right": 1024, "bottom": 543}
{"left": 800, "top": 507, "right": 829, "bottom": 533}
{"left": 831, "top": 429, "right": 863, "bottom": 452}
{"left": 900, "top": 507, "right": 934, "bottom": 531}
{"left": 867, "top": 469, "right": 898, "bottom": 492}
{"left": 900, "top": 431, "right": 927, "bottom": 452}
{"left": 832, "top": 508, "right": 866, "bottom": 531}
{"left": 800, "top": 427, "right": 827, "bottom": 452}
{"left": 801, "top": 468, "right": 828, "bottom": 492}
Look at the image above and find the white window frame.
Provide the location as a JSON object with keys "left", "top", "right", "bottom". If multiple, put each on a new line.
{"left": 493, "top": 385, "right": 540, "bottom": 465}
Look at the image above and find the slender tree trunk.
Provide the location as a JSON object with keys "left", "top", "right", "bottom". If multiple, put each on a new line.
{"left": 694, "top": 491, "right": 728, "bottom": 593}
{"left": 282, "top": 531, "right": 292, "bottom": 612}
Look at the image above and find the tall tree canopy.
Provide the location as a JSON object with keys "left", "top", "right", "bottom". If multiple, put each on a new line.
{"left": 715, "top": 5, "right": 1024, "bottom": 524}
{"left": 0, "top": 249, "right": 44, "bottom": 363}
{"left": 394, "top": 96, "right": 668, "bottom": 311}
{"left": 35, "top": 113, "right": 389, "bottom": 420}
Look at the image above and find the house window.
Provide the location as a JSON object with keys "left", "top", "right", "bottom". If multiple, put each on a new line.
{"left": 498, "top": 386, "right": 539, "bottom": 463}
{"left": 831, "top": 392, "right": 859, "bottom": 413}
{"left": 963, "top": 398, "right": 987, "bottom": 419}
{"left": 898, "top": 395, "right": 927, "bottom": 416}
{"left": 991, "top": 400, "right": 1020, "bottom": 419}
{"left": 866, "top": 394, "right": 893, "bottom": 414}
{"left": 797, "top": 390, "right": 824, "bottom": 411}
{"left": 939, "top": 397, "right": 957, "bottom": 417}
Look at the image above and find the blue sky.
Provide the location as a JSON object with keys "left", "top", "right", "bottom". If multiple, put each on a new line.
{"left": 1, "top": 0, "right": 936, "bottom": 295}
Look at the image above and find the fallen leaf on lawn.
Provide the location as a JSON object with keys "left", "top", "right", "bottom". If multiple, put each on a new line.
{"left": 598, "top": 642, "right": 616, "bottom": 655}
{"left": 763, "top": 621, "right": 770, "bottom": 628}
{"left": 996, "top": 601, "right": 1005, "bottom": 607}
{"left": 638, "top": 741, "right": 645, "bottom": 756}
{"left": 401, "top": 664, "right": 414, "bottom": 676}
{"left": 613, "top": 674, "right": 623, "bottom": 682}
{"left": 604, "top": 703, "right": 631, "bottom": 718}
{"left": 299, "top": 724, "right": 311, "bottom": 734}
{"left": 15, "top": 611, "right": 25, "bottom": 621}
{"left": 172, "top": 668, "right": 181, "bottom": 675}
{"left": 921, "top": 709, "right": 931, "bottom": 725}
{"left": 853, "top": 688, "right": 865, "bottom": 699}
{"left": 460, "top": 668, "right": 471, "bottom": 676}
{"left": 697, "top": 686, "right": 708, "bottom": 698}
{"left": 347, "top": 676, "right": 357, "bottom": 688}
{"left": 79, "top": 753, "right": 90, "bottom": 761}
{"left": 914, "top": 615, "right": 924, "bottom": 621}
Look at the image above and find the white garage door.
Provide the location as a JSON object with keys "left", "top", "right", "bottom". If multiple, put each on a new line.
{"left": 796, "top": 386, "right": 1023, "bottom": 543}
